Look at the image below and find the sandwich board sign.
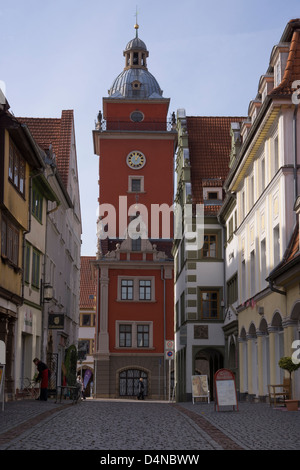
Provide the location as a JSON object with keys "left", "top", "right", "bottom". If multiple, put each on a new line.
{"left": 214, "top": 368, "right": 238, "bottom": 411}
{"left": 191, "top": 375, "right": 210, "bottom": 404}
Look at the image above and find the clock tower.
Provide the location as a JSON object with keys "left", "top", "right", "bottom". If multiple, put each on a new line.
{"left": 92, "top": 23, "right": 177, "bottom": 399}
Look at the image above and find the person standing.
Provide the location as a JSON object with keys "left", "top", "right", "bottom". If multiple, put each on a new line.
{"left": 137, "top": 377, "right": 144, "bottom": 400}
{"left": 33, "top": 358, "right": 49, "bottom": 401}
{"left": 77, "top": 375, "right": 86, "bottom": 400}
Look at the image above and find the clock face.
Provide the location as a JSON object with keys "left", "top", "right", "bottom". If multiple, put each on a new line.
{"left": 126, "top": 151, "right": 146, "bottom": 169}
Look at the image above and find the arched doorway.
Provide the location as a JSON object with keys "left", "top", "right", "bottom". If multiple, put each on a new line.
{"left": 258, "top": 318, "right": 270, "bottom": 395}
{"left": 119, "top": 368, "right": 148, "bottom": 397}
{"left": 270, "top": 311, "right": 284, "bottom": 383}
{"left": 290, "top": 301, "right": 300, "bottom": 398}
{"left": 248, "top": 322, "right": 258, "bottom": 397}
{"left": 194, "top": 348, "right": 223, "bottom": 400}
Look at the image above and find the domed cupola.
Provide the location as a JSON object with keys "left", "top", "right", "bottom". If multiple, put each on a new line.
{"left": 108, "top": 23, "right": 163, "bottom": 99}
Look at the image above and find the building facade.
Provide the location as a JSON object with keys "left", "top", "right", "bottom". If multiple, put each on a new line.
{"left": 223, "top": 19, "right": 300, "bottom": 401}
{"left": 18, "top": 111, "right": 82, "bottom": 390}
{"left": 0, "top": 96, "right": 48, "bottom": 398}
{"left": 173, "top": 111, "right": 245, "bottom": 402}
{"left": 77, "top": 256, "right": 96, "bottom": 397}
{"left": 92, "top": 25, "right": 177, "bottom": 399}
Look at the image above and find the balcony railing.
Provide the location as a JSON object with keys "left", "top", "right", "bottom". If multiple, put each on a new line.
{"left": 95, "top": 118, "right": 177, "bottom": 132}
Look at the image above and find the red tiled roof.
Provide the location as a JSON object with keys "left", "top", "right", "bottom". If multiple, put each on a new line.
{"left": 80, "top": 256, "right": 96, "bottom": 309}
{"left": 270, "top": 20, "right": 300, "bottom": 98}
{"left": 186, "top": 116, "right": 245, "bottom": 213}
{"left": 18, "top": 110, "right": 74, "bottom": 188}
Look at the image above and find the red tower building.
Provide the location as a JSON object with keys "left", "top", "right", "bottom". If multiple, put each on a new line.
{"left": 92, "top": 24, "right": 177, "bottom": 399}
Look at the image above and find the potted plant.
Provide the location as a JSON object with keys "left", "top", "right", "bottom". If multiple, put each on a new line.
{"left": 278, "top": 356, "right": 300, "bottom": 411}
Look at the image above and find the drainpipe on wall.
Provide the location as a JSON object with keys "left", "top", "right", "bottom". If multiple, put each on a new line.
{"left": 293, "top": 104, "right": 299, "bottom": 211}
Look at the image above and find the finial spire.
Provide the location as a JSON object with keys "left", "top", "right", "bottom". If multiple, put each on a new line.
{"left": 134, "top": 6, "right": 139, "bottom": 38}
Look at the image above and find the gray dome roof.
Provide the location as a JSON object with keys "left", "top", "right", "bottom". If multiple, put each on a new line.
{"left": 125, "top": 37, "right": 147, "bottom": 51}
{"left": 109, "top": 68, "right": 163, "bottom": 99}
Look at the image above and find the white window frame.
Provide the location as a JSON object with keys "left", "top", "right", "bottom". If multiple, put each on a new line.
{"left": 115, "top": 321, "right": 153, "bottom": 349}
{"left": 117, "top": 276, "right": 155, "bottom": 302}
{"left": 128, "top": 175, "right": 145, "bottom": 193}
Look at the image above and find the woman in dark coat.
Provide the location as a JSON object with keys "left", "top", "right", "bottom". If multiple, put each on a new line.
{"left": 137, "top": 377, "right": 144, "bottom": 400}
{"left": 33, "top": 358, "right": 49, "bottom": 401}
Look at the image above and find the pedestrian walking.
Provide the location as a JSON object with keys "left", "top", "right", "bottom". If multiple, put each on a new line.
{"left": 137, "top": 377, "right": 144, "bottom": 400}
{"left": 33, "top": 358, "right": 49, "bottom": 401}
{"left": 77, "top": 375, "right": 86, "bottom": 400}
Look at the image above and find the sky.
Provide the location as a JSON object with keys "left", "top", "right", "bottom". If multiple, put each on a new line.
{"left": 0, "top": 0, "right": 299, "bottom": 256}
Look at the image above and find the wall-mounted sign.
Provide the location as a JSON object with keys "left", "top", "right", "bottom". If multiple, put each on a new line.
{"left": 165, "top": 340, "right": 174, "bottom": 360}
{"left": 48, "top": 313, "right": 64, "bottom": 329}
{"left": 214, "top": 368, "right": 238, "bottom": 411}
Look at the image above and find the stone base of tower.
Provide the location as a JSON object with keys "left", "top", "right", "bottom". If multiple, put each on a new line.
{"left": 94, "top": 353, "right": 172, "bottom": 400}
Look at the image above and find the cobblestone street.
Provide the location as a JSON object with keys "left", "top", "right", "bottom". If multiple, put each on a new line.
{"left": 0, "top": 398, "right": 299, "bottom": 456}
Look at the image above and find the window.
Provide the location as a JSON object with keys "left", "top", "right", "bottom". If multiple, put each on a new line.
{"left": 32, "top": 184, "right": 43, "bottom": 222}
{"left": 275, "top": 61, "right": 281, "bottom": 87}
{"left": 227, "top": 274, "right": 238, "bottom": 306}
{"left": 250, "top": 250, "right": 256, "bottom": 296}
{"left": 132, "top": 237, "right": 141, "bottom": 251}
{"left": 128, "top": 175, "right": 144, "bottom": 193}
{"left": 78, "top": 339, "right": 94, "bottom": 356}
{"left": 180, "top": 291, "right": 185, "bottom": 324}
{"left": 121, "top": 279, "right": 133, "bottom": 300}
{"left": 118, "top": 277, "right": 155, "bottom": 302}
{"left": 202, "top": 234, "right": 217, "bottom": 258}
{"left": 261, "top": 156, "right": 265, "bottom": 193}
{"left": 80, "top": 313, "right": 95, "bottom": 327}
{"left": 116, "top": 321, "right": 153, "bottom": 349}
{"left": 249, "top": 174, "right": 254, "bottom": 207}
{"left": 119, "top": 325, "right": 132, "bottom": 347}
{"left": 9, "top": 142, "right": 25, "bottom": 196}
{"left": 31, "top": 249, "right": 40, "bottom": 288}
{"left": 200, "top": 291, "right": 219, "bottom": 319}
{"left": 261, "top": 239, "right": 267, "bottom": 284}
{"left": 241, "top": 260, "right": 246, "bottom": 301}
{"left": 273, "top": 225, "right": 280, "bottom": 267}
{"left": 228, "top": 217, "right": 234, "bottom": 241}
{"left": 1, "top": 215, "right": 19, "bottom": 266}
{"left": 207, "top": 192, "right": 218, "bottom": 200}
{"left": 119, "top": 369, "right": 148, "bottom": 397}
{"left": 139, "top": 280, "right": 151, "bottom": 300}
{"left": 131, "top": 179, "right": 141, "bottom": 192}
{"left": 137, "top": 325, "right": 149, "bottom": 347}
{"left": 274, "top": 136, "right": 279, "bottom": 174}
{"left": 241, "top": 190, "right": 245, "bottom": 221}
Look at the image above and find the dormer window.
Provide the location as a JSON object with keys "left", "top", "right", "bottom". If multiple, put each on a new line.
{"left": 203, "top": 185, "right": 222, "bottom": 203}
{"left": 207, "top": 192, "right": 218, "bottom": 200}
{"left": 274, "top": 61, "right": 281, "bottom": 87}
